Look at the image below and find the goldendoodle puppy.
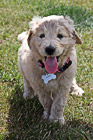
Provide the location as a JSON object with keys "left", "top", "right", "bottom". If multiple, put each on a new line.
{"left": 18, "top": 15, "right": 84, "bottom": 125}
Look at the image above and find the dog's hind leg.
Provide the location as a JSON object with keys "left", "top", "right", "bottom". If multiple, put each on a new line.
{"left": 23, "top": 78, "right": 34, "bottom": 99}
{"left": 18, "top": 31, "right": 28, "bottom": 43}
{"left": 70, "top": 78, "right": 84, "bottom": 96}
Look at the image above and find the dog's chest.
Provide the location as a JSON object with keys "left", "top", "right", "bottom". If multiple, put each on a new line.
{"left": 42, "top": 76, "right": 59, "bottom": 92}
{"left": 47, "top": 79, "right": 57, "bottom": 87}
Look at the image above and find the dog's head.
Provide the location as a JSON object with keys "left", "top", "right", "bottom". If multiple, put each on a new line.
{"left": 28, "top": 15, "right": 82, "bottom": 73}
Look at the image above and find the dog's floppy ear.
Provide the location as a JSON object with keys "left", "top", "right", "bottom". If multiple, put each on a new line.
{"left": 64, "top": 16, "right": 82, "bottom": 44}
{"left": 72, "top": 31, "right": 82, "bottom": 44}
{"left": 27, "top": 30, "right": 33, "bottom": 49}
{"left": 28, "top": 16, "right": 42, "bottom": 48}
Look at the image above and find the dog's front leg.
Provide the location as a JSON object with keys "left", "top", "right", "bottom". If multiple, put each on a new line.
{"left": 49, "top": 89, "right": 69, "bottom": 125}
{"left": 23, "top": 78, "right": 34, "bottom": 99}
{"left": 37, "top": 91, "right": 53, "bottom": 119}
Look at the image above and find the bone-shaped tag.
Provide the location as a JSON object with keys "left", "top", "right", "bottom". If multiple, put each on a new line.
{"left": 42, "top": 74, "right": 56, "bottom": 84}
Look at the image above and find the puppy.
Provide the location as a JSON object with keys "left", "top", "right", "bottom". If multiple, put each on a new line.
{"left": 18, "top": 15, "right": 84, "bottom": 125}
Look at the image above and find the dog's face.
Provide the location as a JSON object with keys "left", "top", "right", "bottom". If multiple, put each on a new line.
{"left": 28, "top": 15, "right": 82, "bottom": 73}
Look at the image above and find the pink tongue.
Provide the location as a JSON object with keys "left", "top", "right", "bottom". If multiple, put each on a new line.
{"left": 45, "top": 57, "right": 58, "bottom": 73}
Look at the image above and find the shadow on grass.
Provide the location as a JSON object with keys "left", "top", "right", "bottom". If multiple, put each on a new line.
{"left": 3, "top": 84, "right": 93, "bottom": 140}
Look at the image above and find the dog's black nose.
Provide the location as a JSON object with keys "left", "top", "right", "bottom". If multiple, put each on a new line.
{"left": 45, "top": 45, "right": 55, "bottom": 55}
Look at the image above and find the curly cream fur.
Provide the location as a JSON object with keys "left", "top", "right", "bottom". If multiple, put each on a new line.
{"left": 18, "top": 15, "right": 84, "bottom": 125}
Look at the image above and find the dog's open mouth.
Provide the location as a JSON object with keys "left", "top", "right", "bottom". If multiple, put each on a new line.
{"left": 45, "top": 56, "right": 58, "bottom": 74}
{"left": 38, "top": 56, "right": 72, "bottom": 74}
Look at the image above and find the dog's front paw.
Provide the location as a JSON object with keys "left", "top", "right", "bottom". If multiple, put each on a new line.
{"left": 23, "top": 92, "right": 34, "bottom": 99}
{"left": 43, "top": 111, "right": 49, "bottom": 120}
{"left": 49, "top": 115, "right": 65, "bottom": 125}
{"left": 71, "top": 86, "right": 84, "bottom": 96}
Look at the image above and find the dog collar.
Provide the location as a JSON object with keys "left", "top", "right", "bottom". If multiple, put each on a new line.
{"left": 38, "top": 57, "right": 72, "bottom": 73}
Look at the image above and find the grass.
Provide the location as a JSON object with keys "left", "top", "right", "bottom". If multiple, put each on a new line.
{"left": 0, "top": 0, "right": 93, "bottom": 139}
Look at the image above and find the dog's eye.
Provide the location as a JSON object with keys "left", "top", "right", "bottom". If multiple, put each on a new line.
{"left": 57, "top": 34, "right": 63, "bottom": 39}
{"left": 40, "top": 34, "right": 45, "bottom": 38}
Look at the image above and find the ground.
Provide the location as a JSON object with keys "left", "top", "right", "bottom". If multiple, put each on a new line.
{"left": 0, "top": 0, "right": 93, "bottom": 140}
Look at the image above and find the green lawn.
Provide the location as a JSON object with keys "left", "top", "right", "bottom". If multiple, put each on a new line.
{"left": 0, "top": 0, "right": 93, "bottom": 140}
